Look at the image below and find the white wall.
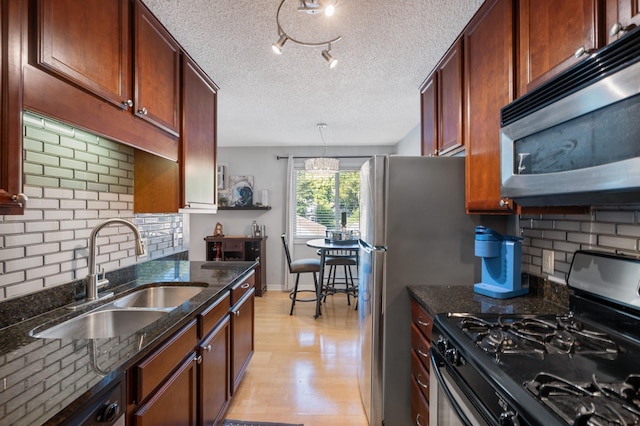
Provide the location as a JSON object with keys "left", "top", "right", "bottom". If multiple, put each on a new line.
{"left": 188, "top": 145, "right": 395, "bottom": 290}
{"left": 395, "top": 124, "right": 421, "bottom": 156}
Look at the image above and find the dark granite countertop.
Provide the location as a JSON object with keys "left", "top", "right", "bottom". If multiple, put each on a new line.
{"left": 0, "top": 257, "right": 257, "bottom": 426}
{"left": 408, "top": 284, "right": 569, "bottom": 318}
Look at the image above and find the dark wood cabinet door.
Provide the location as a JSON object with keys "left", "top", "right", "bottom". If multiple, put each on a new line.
{"left": 134, "top": 1, "right": 180, "bottom": 136}
{"left": 133, "top": 353, "right": 198, "bottom": 426}
{"left": 437, "top": 38, "right": 464, "bottom": 156}
{"left": 606, "top": 0, "right": 640, "bottom": 43}
{"left": 231, "top": 289, "right": 255, "bottom": 394}
{"left": 200, "top": 317, "right": 231, "bottom": 426}
{"left": 420, "top": 75, "right": 437, "bottom": 157}
{"left": 182, "top": 56, "right": 217, "bottom": 208}
{"left": 518, "top": 0, "right": 602, "bottom": 95}
{"left": 0, "top": 0, "right": 26, "bottom": 215}
{"left": 37, "top": 0, "right": 131, "bottom": 109}
{"left": 464, "top": 0, "right": 516, "bottom": 213}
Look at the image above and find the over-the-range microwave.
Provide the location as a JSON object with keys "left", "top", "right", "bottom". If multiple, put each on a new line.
{"left": 500, "top": 26, "right": 640, "bottom": 207}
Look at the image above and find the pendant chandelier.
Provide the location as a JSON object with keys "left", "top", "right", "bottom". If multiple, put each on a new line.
{"left": 272, "top": 0, "right": 342, "bottom": 68}
{"left": 305, "top": 123, "right": 339, "bottom": 175}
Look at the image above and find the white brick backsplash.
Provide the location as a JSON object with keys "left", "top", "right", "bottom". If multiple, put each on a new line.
{"left": 0, "top": 222, "right": 25, "bottom": 234}
{"left": 521, "top": 206, "right": 640, "bottom": 282}
{"left": 5, "top": 233, "right": 43, "bottom": 247}
{"left": 6, "top": 279, "right": 44, "bottom": 299}
{"left": 26, "top": 243, "right": 60, "bottom": 257}
{"left": 6, "top": 256, "right": 44, "bottom": 272}
{"left": 26, "top": 264, "right": 61, "bottom": 281}
{"left": 0, "top": 112, "right": 184, "bottom": 302}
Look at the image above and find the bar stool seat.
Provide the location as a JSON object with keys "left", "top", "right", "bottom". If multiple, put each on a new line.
{"left": 282, "top": 234, "right": 321, "bottom": 315}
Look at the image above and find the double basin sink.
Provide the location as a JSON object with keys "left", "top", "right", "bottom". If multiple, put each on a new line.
{"left": 31, "top": 285, "right": 206, "bottom": 340}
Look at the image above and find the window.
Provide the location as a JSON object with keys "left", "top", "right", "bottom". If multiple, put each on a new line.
{"left": 293, "top": 169, "right": 360, "bottom": 238}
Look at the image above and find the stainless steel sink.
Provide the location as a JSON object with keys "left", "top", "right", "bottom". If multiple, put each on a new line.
{"left": 31, "top": 309, "right": 167, "bottom": 339}
{"left": 112, "top": 286, "right": 205, "bottom": 309}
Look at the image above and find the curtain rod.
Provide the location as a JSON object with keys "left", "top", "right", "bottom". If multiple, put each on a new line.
{"left": 276, "top": 155, "right": 371, "bottom": 160}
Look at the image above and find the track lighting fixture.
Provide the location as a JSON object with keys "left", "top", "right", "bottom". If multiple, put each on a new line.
{"left": 321, "top": 47, "right": 337, "bottom": 68}
{"left": 272, "top": 0, "right": 342, "bottom": 68}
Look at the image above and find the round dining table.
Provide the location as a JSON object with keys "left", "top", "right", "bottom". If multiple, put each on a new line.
{"left": 305, "top": 238, "right": 360, "bottom": 318}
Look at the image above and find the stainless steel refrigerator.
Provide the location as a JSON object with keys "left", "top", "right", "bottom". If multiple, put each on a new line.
{"left": 357, "top": 155, "right": 484, "bottom": 425}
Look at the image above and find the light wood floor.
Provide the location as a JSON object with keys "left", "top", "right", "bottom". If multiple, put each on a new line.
{"left": 223, "top": 290, "right": 369, "bottom": 426}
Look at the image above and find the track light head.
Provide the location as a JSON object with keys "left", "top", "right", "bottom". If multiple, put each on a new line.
{"left": 272, "top": 34, "right": 288, "bottom": 54}
{"left": 322, "top": 49, "right": 337, "bottom": 68}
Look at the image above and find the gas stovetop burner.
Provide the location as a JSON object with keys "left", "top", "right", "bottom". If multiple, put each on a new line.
{"left": 455, "top": 313, "right": 621, "bottom": 359}
{"left": 525, "top": 372, "right": 640, "bottom": 425}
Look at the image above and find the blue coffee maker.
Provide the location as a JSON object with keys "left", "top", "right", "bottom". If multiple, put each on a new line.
{"left": 473, "top": 226, "right": 528, "bottom": 299}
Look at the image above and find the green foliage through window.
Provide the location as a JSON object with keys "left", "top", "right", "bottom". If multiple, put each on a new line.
{"left": 294, "top": 170, "right": 360, "bottom": 237}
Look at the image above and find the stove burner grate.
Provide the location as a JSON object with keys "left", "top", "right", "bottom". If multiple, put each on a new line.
{"left": 525, "top": 373, "right": 640, "bottom": 425}
{"left": 455, "top": 313, "right": 621, "bottom": 359}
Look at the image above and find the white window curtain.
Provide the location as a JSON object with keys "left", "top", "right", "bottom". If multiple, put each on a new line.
{"left": 283, "top": 155, "right": 295, "bottom": 290}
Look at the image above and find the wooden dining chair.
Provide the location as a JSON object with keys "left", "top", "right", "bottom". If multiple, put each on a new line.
{"left": 281, "top": 234, "right": 321, "bottom": 315}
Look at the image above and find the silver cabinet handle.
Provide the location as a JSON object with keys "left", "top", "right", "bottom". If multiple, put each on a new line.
{"left": 416, "top": 374, "right": 429, "bottom": 390}
{"left": 10, "top": 193, "right": 28, "bottom": 208}
{"left": 416, "top": 413, "right": 425, "bottom": 426}
{"left": 205, "top": 345, "right": 212, "bottom": 352}
{"left": 194, "top": 355, "right": 202, "bottom": 364}
{"left": 499, "top": 198, "right": 509, "bottom": 208}
{"left": 610, "top": 22, "right": 635, "bottom": 38}
{"left": 138, "top": 107, "right": 148, "bottom": 115}
{"left": 574, "top": 46, "right": 594, "bottom": 58}
{"left": 416, "top": 317, "right": 430, "bottom": 327}
{"left": 121, "top": 99, "right": 133, "bottom": 109}
{"left": 416, "top": 345, "right": 429, "bottom": 359}
{"left": 241, "top": 283, "right": 250, "bottom": 289}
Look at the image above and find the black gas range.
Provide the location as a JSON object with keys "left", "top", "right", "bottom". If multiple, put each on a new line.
{"left": 431, "top": 251, "right": 640, "bottom": 426}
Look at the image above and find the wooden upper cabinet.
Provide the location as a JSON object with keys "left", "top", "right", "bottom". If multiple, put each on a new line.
{"left": 437, "top": 39, "right": 464, "bottom": 156}
{"left": 37, "top": 0, "right": 131, "bottom": 109}
{"left": 517, "top": 0, "right": 603, "bottom": 96}
{"left": 0, "top": 0, "right": 27, "bottom": 215}
{"left": 420, "top": 39, "right": 464, "bottom": 157}
{"left": 420, "top": 75, "right": 437, "bottom": 156}
{"left": 35, "top": 0, "right": 180, "bottom": 138}
{"left": 181, "top": 56, "right": 217, "bottom": 209}
{"left": 134, "top": 1, "right": 181, "bottom": 137}
{"left": 606, "top": 0, "right": 640, "bottom": 43}
{"left": 464, "top": 0, "right": 516, "bottom": 214}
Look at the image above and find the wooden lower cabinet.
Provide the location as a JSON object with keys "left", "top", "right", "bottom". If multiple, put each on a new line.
{"left": 199, "top": 292, "right": 232, "bottom": 425}
{"left": 230, "top": 277, "right": 255, "bottom": 394}
{"left": 200, "top": 317, "right": 231, "bottom": 425}
{"left": 133, "top": 352, "right": 198, "bottom": 425}
{"left": 410, "top": 299, "right": 434, "bottom": 425}
{"left": 128, "top": 278, "right": 255, "bottom": 425}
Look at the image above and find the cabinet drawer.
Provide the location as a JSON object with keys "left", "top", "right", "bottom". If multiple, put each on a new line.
{"left": 411, "top": 348, "right": 430, "bottom": 402}
{"left": 135, "top": 319, "right": 197, "bottom": 402}
{"left": 230, "top": 270, "right": 255, "bottom": 305}
{"left": 223, "top": 240, "right": 243, "bottom": 251}
{"left": 410, "top": 374, "right": 430, "bottom": 426}
{"left": 411, "top": 300, "right": 433, "bottom": 339}
{"left": 200, "top": 292, "right": 230, "bottom": 339}
{"left": 411, "top": 322, "right": 431, "bottom": 370}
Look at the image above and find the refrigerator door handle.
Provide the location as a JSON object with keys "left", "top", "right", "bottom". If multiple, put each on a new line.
{"left": 359, "top": 240, "right": 387, "bottom": 253}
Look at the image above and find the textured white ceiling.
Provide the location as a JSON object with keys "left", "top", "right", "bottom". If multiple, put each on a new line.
{"left": 142, "top": 0, "right": 485, "bottom": 147}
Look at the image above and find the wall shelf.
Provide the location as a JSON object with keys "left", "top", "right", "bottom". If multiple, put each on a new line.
{"left": 217, "top": 206, "right": 271, "bottom": 211}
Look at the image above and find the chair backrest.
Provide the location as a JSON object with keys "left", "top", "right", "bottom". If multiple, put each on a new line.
{"left": 281, "top": 233, "right": 293, "bottom": 272}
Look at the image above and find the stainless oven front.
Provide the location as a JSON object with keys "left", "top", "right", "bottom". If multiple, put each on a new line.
{"left": 429, "top": 350, "right": 489, "bottom": 426}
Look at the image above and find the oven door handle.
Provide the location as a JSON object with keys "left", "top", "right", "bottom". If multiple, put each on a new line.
{"left": 430, "top": 349, "right": 486, "bottom": 426}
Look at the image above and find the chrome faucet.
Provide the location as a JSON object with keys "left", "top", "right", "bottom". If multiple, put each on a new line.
{"left": 86, "top": 218, "right": 146, "bottom": 301}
